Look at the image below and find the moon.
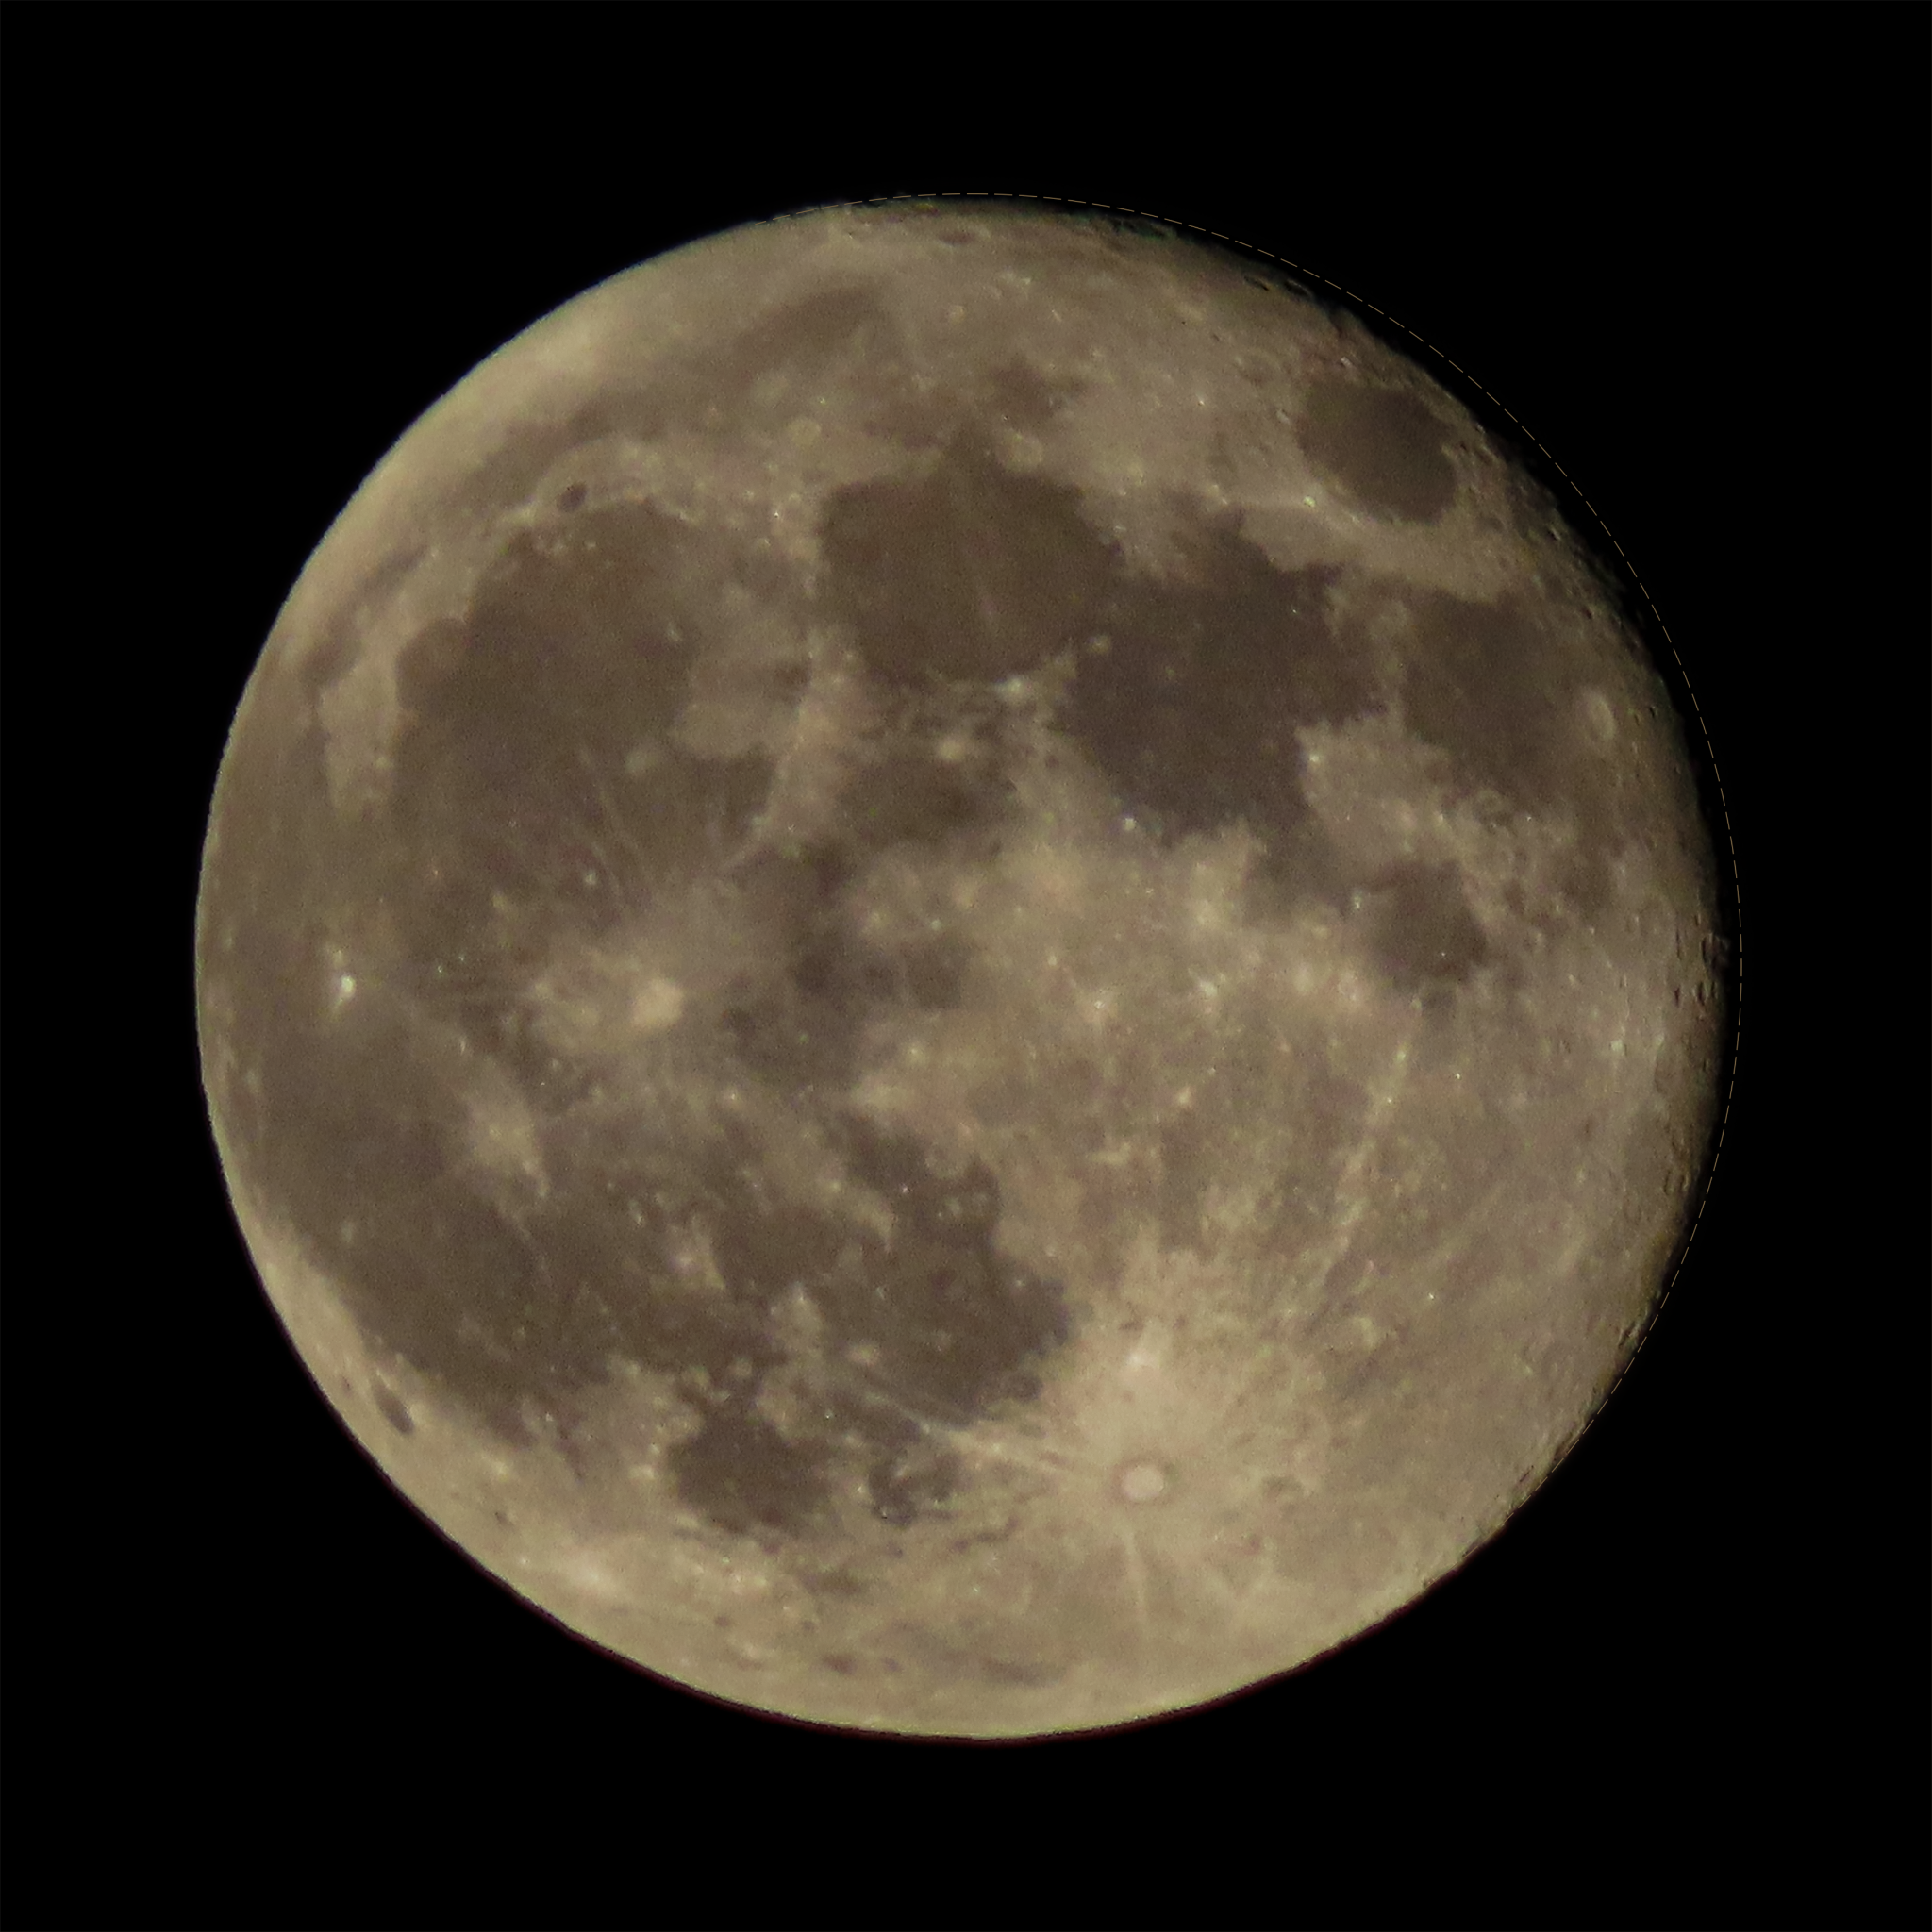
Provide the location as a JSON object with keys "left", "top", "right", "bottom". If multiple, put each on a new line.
{"left": 194, "top": 199, "right": 1726, "bottom": 1739}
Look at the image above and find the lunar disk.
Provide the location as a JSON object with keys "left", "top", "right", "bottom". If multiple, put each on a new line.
{"left": 197, "top": 203, "right": 1724, "bottom": 1739}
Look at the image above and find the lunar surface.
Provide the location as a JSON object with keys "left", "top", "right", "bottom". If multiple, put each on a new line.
{"left": 196, "top": 201, "right": 1725, "bottom": 1738}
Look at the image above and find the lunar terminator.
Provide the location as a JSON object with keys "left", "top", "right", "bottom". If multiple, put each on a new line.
{"left": 195, "top": 201, "right": 1726, "bottom": 1738}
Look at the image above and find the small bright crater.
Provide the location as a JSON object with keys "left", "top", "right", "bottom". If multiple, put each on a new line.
{"left": 629, "top": 976, "right": 687, "bottom": 1034}
{"left": 1119, "top": 1460, "right": 1167, "bottom": 1503}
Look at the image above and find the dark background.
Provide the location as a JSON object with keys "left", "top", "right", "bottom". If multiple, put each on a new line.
{"left": 140, "top": 150, "right": 1777, "bottom": 1807}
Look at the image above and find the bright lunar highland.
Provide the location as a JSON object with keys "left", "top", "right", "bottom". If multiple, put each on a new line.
{"left": 196, "top": 203, "right": 1725, "bottom": 1738}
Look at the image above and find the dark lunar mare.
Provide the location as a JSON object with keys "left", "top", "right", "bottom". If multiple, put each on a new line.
{"left": 209, "top": 472, "right": 1070, "bottom": 1537}
{"left": 1295, "top": 379, "right": 1457, "bottom": 525}
{"left": 206, "top": 281, "right": 1641, "bottom": 1551}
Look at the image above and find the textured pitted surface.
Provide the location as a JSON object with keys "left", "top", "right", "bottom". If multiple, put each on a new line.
{"left": 196, "top": 204, "right": 1724, "bottom": 1736}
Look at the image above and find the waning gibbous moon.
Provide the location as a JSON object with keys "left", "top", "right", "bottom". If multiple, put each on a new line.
{"left": 195, "top": 198, "right": 1731, "bottom": 1740}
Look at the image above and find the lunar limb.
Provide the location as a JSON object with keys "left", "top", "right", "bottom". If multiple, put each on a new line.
{"left": 197, "top": 202, "right": 1726, "bottom": 1738}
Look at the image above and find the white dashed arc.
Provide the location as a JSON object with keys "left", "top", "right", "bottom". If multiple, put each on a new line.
{"left": 195, "top": 199, "right": 1729, "bottom": 1739}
